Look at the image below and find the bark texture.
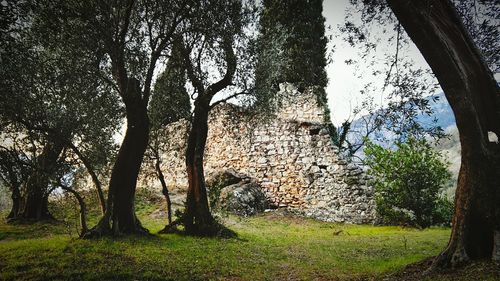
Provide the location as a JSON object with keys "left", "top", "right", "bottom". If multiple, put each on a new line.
{"left": 19, "top": 140, "right": 63, "bottom": 221}
{"left": 86, "top": 78, "right": 150, "bottom": 237}
{"left": 387, "top": 0, "right": 500, "bottom": 268}
{"left": 180, "top": 35, "right": 237, "bottom": 236}
{"left": 184, "top": 98, "right": 215, "bottom": 235}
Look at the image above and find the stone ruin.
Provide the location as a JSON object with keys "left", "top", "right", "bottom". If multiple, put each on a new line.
{"left": 146, "top": 84, "right": 376, "bottom": 224}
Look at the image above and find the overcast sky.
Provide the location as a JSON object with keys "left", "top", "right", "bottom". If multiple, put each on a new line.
{"left": 322, "top": 0, "right": 432, "bottom": 126}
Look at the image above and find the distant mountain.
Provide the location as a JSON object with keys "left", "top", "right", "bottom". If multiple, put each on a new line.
{"left": 418, "top": 93, "right": 460, "bottom": 198}
{"left": 347, "top": 91, "right": 457, "bottom": 151}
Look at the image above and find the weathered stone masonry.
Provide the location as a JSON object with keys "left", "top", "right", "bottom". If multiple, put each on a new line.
{"left": 152, "top": 84, "right": 376, "bottom": 224}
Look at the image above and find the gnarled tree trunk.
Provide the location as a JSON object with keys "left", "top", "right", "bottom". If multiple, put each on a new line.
{"left": 20, "top": 140, "right": 63, "bottom": 221}
{"left": 184, "top": 98, "right": 215, "bottom": 235}
{"left": 387, "top": 0, "right": 500, "bottom": 268}
{"left": 85, "top": 78, "right": 150, "bottom": 237}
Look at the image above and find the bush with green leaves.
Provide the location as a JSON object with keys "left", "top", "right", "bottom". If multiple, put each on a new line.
{"left": 364, "top": 137, "right": 453, "bottom": 228}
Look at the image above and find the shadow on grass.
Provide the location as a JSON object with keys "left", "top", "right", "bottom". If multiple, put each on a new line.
{"left": 0, "top": 219, "right": 72, "bottom": 241}
{"left": 155, "top": 220, "right": 250, "bottom": 242}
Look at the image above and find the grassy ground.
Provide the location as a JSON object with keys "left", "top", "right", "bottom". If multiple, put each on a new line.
{"left": 0, "top": 193, "right": 497, "bottom": 280}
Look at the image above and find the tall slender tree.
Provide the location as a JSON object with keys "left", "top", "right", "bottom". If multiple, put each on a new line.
{"left": 175, "top": 0, "right": 255, "bottom": 236}
{"left": 255, "top": 0, "right": 328, "bottom": 92}
{"left": 147, "top": 40, "right": 191, "bottom": 228}
{"left": 254, "top": 0, "right": 335, "bottom": 139}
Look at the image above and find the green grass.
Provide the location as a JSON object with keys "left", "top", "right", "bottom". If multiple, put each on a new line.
{"left": 0, "top": 207, "right": 452, "bottom": 281}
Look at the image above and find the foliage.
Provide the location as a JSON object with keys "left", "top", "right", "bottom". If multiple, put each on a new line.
{"left": 254, "top": 0, "right": 329, "bottom": 113}
{"left": 0, "top": 0, "right": 122, "bottom": 204}
{"left": 432, "top": 196, "right": 454, "bottom": 226}
{"left": 364, "top": 137, "right": 452, "bottom": 228}
{"left": 452, "top": 0, "right": 499, "bottom": 72}
{"left": 336, "top": 0, "right": 499, "bottom": 160}
{"left": 255, "top": 0, "right": 327, "bottom": 93}
{"left": 178, "top": 0, "right": 256, "bottom": 101}
{"left": 147, "top": 41, "right": 192, "bottom": 159}
{"left": 254, "top": 0, "right": 336, "bottom": 142}
{"left": 149, "top": 43, "right": 191, "bottom": 133}
{"left": 346, "top": 0, "right": 498, "bottom": 72}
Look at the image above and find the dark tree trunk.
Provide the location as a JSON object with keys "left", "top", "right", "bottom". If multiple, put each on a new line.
{"left": 7, "top": 184, "right": 20, "bottom": 220}
{"left": 19, "top": 140, "right": 63, "bottom": 221}
{"left": 183, "top": 98, "right": 215, "bottom": 235}
{"left": 387, "top": 0, "right": 500, "bottom": 268}
{"left": 68, "top": 143, "right": 106, "bottom": 215}
{"left": 177, "top": 35, "right": 236, "bottom": 236}
{"left": 85, "top": 78, "right": 150, "bottom": 237}
{"left": 59, "top": 185, "right": 88, "bottom": 236}
{"left": 155, "top": 158, "right": 172, "bottom": 225}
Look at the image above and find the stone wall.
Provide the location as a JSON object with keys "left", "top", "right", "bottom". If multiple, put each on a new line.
{"left": 146, "top": 84, "right": 376, "bottom": 224}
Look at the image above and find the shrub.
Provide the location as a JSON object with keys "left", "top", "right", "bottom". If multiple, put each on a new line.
{"left": 432, "top": 196, "right": 454, "bottom": 226}
{"left": 364, "top": 137, "right": 452, "bottom": 228}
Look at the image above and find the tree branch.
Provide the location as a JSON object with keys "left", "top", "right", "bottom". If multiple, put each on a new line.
{"left": 210, "top": 90, "right": 248, "bottom": 109}
{"left": 206, "top": 36, "right": 237, "bottom": 97}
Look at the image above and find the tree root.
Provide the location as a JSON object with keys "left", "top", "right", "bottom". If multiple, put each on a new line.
{"left": 82, "top": 216, "right": 150, "bottom": 239}
{"left": 82, "top": 217, "right": 112, "bottom": 239}
{"left": 158, "top": 220, "right": 182, "bottom": 234}
{"left": 425, "top": 244, "right": 470, "bottom": 274}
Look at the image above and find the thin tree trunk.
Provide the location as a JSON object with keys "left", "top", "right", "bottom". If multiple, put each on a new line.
{"left": 68, "top": 143, "right": 106, "bottom": 215}
{"left": 20, "top": 140, "right": 63, "bottom": 221}
{"left": 155, "top": 157, "right": 172, "bottom": 225}
{"left": 387, "top": 0, "right": 500, "bottom": 269}
{"left": 177, "top": 36, "right": 236, "bottom": 236}
{"left": 184, "top": 99, "right": 215, "bottom": 235}
{"left": 59, "top": 185, "right": 88, "bottom": 236}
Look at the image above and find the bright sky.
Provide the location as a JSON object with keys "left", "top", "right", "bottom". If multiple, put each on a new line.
{"left": 324, "top": 0, "right": 361, "bottom": 125}
{"left": 323, "top": 0, "right": 432, "bottom": 126}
